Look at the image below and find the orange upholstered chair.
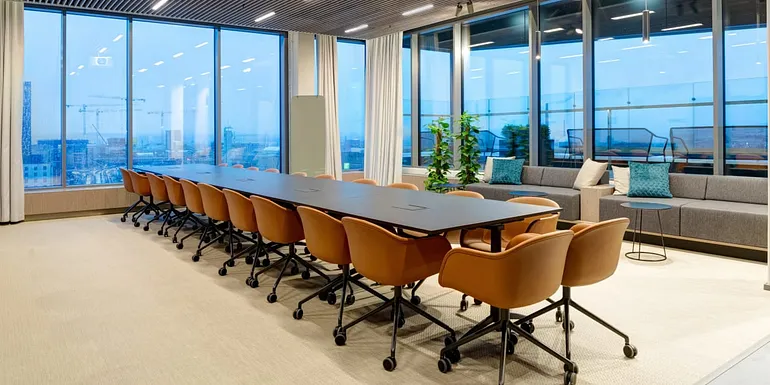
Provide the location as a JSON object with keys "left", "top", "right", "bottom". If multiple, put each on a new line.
{"left": 232, "top": 164, "right": 244, "bottom": 169}
{"left": 127, "top": 170, "right": 160, "bottom": 226}
{"left": 247, "top": 167, "right": 260, "bottom": 171}
{"left": 218, "top": 189, "right": 265, "bottom": 276}
{"left": 387, "top": 182, "right": 418, "bottom": 191}
{"left": 192, "top": 183, "right": 240, "bottom": 265}
{"left": 446, "top": 190, "right": 484, "bottom": 198}
{"left": 218, "top": 163, "right": 228, "bottom": 167}
{"left": 143, "top": 174, "right": 181, "bottom": 235}
{"left": 438, "top": 231, "right": 577, "bottom": 383}
{"left": 291, "top": 171, "right": 308, "bottom": 177}
{"left": 338, "top": 217, "right": 456, "bottom": 372}
{"left": 119, "top": 168, "right": 149, "bottom": 223}
{"left": 514, "top": 218, "right": 635, "bottom": 363}
{"left": 352, "top": 178, "right": 377, "bottom": 185}
{"left": 265, "top": 168, "right": 280, "bottom": 173}
{"left": 164, "top": 176, "right": 205, "bottom": 245}
{"left": 315, "top": 173, "right": 335, "bottom": 180}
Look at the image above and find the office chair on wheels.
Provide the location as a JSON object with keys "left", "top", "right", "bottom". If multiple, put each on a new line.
{"left": 219, "top": 189, "right": 269, "bottom": 276}
{"left": 126, "top": 170, "right": 162, "bottom": 225}
{"left": 162, "top": 176, "right": 205, "bottom": 243}
{"left": 119, "top": 168, "right": 150, "bottom": 223}
{"left": 144, "top": 174, "right": 183, "bottom": 235}
{"left": 193, "top": 183, "right": 244, "bottom": 265}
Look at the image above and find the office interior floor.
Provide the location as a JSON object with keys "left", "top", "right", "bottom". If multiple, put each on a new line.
{"left": 1, "top": 215, "right": 769, "bottom": 385}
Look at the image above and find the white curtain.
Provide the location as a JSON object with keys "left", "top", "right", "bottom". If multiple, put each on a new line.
{"left": 317, "top": 34, "right": 342, "bottom": 180}
{"left": 0, "top": 0, "right": 24, "bottom": 224}
{"left": 364, "top": 32, "right": 403, "bottom": 185}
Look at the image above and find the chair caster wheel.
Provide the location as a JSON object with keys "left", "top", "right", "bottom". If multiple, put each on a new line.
{"left": 410, "top": 296, "right": 421, "bottom": 306}
{"left": 309, "top": 255, "right": 317, "bottom": 261}
{"left": 202, "top": 236, "right": 210, "bottom": 243}
{"left": 246, "top": 277, "right": 259, "bottom": 288}
{"left": 227, "top": 259, "right": 235, "bottom": 267}
{"left": 623, "top": 344, "right": 638, "bottom": 358}
{"left": 235, "top": 243, "right": 242, "bottom": 251}
{"left": 327, "top": 292, "right": 337, "bottom": 305}
{"left": 334, "top": 331, "right": 347, "bottom": 346}
{"left": 563, "top": 320, "right": 575, "bottom": 332}
{"left": 406, "top": 282, "right": 416, "bottom": 289}
{"left": 218, "top": 267, "right": 227, "bottom": 276}
{"left": 266, "top": 293, "right": 278, "bottom": 303}
{"left": 301, "top": 270, "right": 311, "bottom": 280}
{"left": 319, "top": 291, "right": 329, "bottom": 301}
{"left": 192, "top": 254, "right": 200, "bottom": 262}
{"left": 444, "top": 335, "right": 456, "bottom": 347}
{"left": 382, "top": 357, "right": 397, "bottom": 372}
{"left": 459, "top": 300, "right": 468, "bottom": 312}
{"left": 521, "top": 320, "right": 535, "bottom": 334}
{"left": 120, "top": 217, "right": 127, "bottom": 222}
{"left": 345, "top": 295, "right": 355, "bottom": 306}
{"left": 157, "top": 230, "right": 163, "bottom": 236}
{"left": 437, "top": 357, "right": 452, "bottom": 373}
{"left": 143, "top": 226, "right": 150, "bottom": 231}
{"left": 290, "top": 265, "right": 300, "bottom": 275}
{"left": 397, "top": 316, "right": 405, "bottom": 329}
{"left": 172, "top": 236, "right": 178, "bottom": 244}
{"left": 564, "top": 371, "right": 577, "bottom": 385}
{"left": 164, "top": 231, "right": 169, "bottom": 237}
{"left": 134, "top": 222, "right": 140, "bottom": 228}
{"left": 556, "top": 309, "right": 563, "bottom": 323}
{"left": 292, "top": 308, "right": 303, "bottom": 320}
{"left": 176, "top": 243, "right": 184, "bottom": 250}
{"left": 506, "top": 333, "right": 518, "bottom": 355}
{"left": 473, "top": 299, "right": 483, "bottom": 306}
{"left": 245, "top": 255, "right": 254, "bottom": 265}
{"left": 445, "top": 348, "right": 461, "bottom": 364}
{"left": 261, "top": 258, "right": 270, "bottom": 267}
{"left": 304, "top": 247, "right": 310, "bottom": 254}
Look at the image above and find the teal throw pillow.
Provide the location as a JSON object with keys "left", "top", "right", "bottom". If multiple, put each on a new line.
{"left": 627, "top": 162, "right": 672, "bottom": 198}
{"left": 490, "top": 158, "right": 525, "bottom": 185}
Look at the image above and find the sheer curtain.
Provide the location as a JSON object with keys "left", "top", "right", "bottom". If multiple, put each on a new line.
{"left": 0, "top": 0, "right": 25, "bottom": 224}
{"left": 317, "top": 34, "right": 342, "bottom": 179}
{"left": 364, "top": 32, "right": 403, "bottom": 185}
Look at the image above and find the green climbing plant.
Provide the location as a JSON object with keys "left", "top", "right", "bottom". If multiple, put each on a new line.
{"left": 454, "top": 112, "right": 481, "bottom": 186}
{"left": 424, "top": 117, "right": 452, "bottom": 192}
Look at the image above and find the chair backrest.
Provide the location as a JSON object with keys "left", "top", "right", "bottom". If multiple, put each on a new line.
{"left": 387, "top": 182, "right": 419, "bottom": 191}
{"left": 247, "top": 167, "right": 260, "bottom": 171}
{"left": 297, "top": 206, "right": 350, "bottom": 266}
{"left": 119, "top": 168, "right": 134, "bottom": 193}
{"left": 147, "top": 173, "right": 169, "bottom": 202}
{"left": 232, "top": 164, "right": 244, "bottom": 169}
{"left": 442, "top": 231, "right": 574, "bottom": 310}
{"left": 128, "top": 170, "right": 152, "bottom": 196}
{"left": 352, "top": 178, "right": 377, "bottom": 186}
{"left": 498, "top": 197, "right": 560, "bottom": 243}
{"left": 163, "top": 175, "right": 186, "bottom": 207}
{"left": 180, "top": 179, "right": 205, "bottom": 214}
{"left": 315, "top": 174, "right": 335, "bottom": 180}
{"left": 447, "top": 190, "right": 484, "bottom": 199}
{"left": 291, "top": 172, "right": 308, "bottom": 177}
{"left": 198, "top": 183, "right": 230, "bottom": 221}
{"left": 223, "top": 189, "right": 259, "bottom": 233}
{"left": 249, "top": 195, "right": 304, "bottom": 244}
{"left": 265, "top": 168, "right": 280, "bottom": 174}
{"left": 563, "top": 218, "right": 629, "bottom": 287}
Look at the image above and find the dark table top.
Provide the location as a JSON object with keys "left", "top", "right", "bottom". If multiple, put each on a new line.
{"left": 136, "top": 164, "right": 561, "bottom": 235}
{"left": 509, "top": 190, "right": 548, "bottom": 197}
{"left": 620, "top": 202, "right": 673, "bottom": 210}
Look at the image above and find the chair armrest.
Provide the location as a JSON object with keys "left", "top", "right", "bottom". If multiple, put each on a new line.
{"left": 580, "top": 184, "right": 614, "bottom": 222}
{"left": 570, "top": 222, "right": 593, "bottom": 234}
{"left": 439, "top": 248, "right": 507, "bottom": 297}
{"left": 505, "top": 233, "right": 539, "bottom": 250}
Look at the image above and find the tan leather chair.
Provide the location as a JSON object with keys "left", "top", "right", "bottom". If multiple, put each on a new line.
{"left": 232, "top": 164, "right": 244, "bottom": 169}
{"left": 119, "top": 168, "right": 149, "bottom": 224}
{"left": 248, "top": 195, "right": 321, "bottom": 301}
{"left": 438, "top": 231, "right": 578, "bottom": 384}
{"left": 127, "top": 170, "right": 160, "bottom": 227}
{"left": 315, "top": 173, "right": 335, "bottom": 180}
{"left": 176, "top": 179, "right": 210, "bottom": 251}
{"left": 164, "top": 176, "right": 205, "bottom": 245}
{"left": 387, "top": 182, "right": 418, "bottom": 191}
{"left": 218, "top": 163, "right": 228, "bottom": 167}
{"left": 265, "top": 168, "right": 280, "bottom": 173}
{"left": 294, "top": 207, "right": 390, "bottom": 328}
{"left": 514, "top": 218, "right": 635, "bottom": 363}
{"left": 247, "top": 167, "right": 260, "bottom": 171}
{"left": 291, "top": 171, "right": 308, "bottom": 177}
{"left": 192, "top": 183, "right": 239, "bottom": 264}
{"left": 446, "top": 190, "right": 484, "bottom": 199}
{"left": 218, "top": 189, "right": 265, "bottom": 276}
{"left": 144, "top": 174, "right": 180, "bottom": 235}
{"left": 352, "top": 178, "right": 377, "bottom": 185}
{"left": 338, "top": 217, "right": 456, "bottom": 372}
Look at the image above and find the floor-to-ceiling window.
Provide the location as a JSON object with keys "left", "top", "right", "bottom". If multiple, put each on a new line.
{"left": 337, "top": 40, "right": 366, "bottom": 171}
{"left": 65, "top": 14, "right": 128, "bottom": 186}
{"left": 463, "top": 9, "right": 530, "bottom": 167}
{"left": 131, "top": 21, "right": 215, "bottom": 167}
{"left": 220, "top": 30, "right": 282, "bottom": 170}
{"left": 403, "top": 34, "right": 412, "bottom": 166}
{"left": 22, "top": 10, "right": 63, "bottom": 188}
{"left": 539, "top": 0, "right": 584, "bottom": 168}
{"left": 724, "top": 0, "right": 768, "bottom": 177}
{"left": 593, "top": 0, "right": 713, "bottom": 173}
{"left": 419, "top": 27, "right": 453, "bottom": 165}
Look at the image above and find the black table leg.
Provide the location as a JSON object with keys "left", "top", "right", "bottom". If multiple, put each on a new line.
{"left": 625, "top": 209, "right": 667, "bottom": 262}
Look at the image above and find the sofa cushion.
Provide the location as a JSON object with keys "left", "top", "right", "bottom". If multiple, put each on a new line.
{"left": 490, "top": 158, "right": 524, "bottom": 185}
{"left": 628, "top": 162, "right": 672, "bottom": 198}
{"left": 573, "top": 159, "right": 608, "bottom": 190}
{"left": 465, "top": 184, "right": 581, "bottom": 220}
{"left": 599, "top": 195, "right": 700, "bottom": 235}
{"left": 669, "top": 173, "right": 708, "bottom": 199}
{"left": 521, "top": 166, "right": 545, "bottom": 185}
{"left": 705, "top": 175, "right": 767, "bottom": 205}
{"left": 681, "top": 200, "right": 767, "bottom": 248}
{"left": 541, "top": 168, "right": 580, "bottom": 188}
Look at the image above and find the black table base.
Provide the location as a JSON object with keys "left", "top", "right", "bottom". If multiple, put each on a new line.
{"left": 625, "top": 206, "right": 668, "bottom": 262}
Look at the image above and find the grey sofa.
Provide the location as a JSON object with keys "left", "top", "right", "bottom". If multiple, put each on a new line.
{"left": 599, "top": 174, "right": 767, "bottom": 248}
{"left": 466, "top": 166, "right": 610, "bottom": 221}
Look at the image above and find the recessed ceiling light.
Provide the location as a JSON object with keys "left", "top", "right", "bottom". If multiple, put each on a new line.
{"left": 659, "top": 71, "right": 666, "bottom": 74}
{"left": 402, "top": 4, "right": 433, "bottom": 16}
{"left": 543, "top": 27, "right": 564, "bottom": 33}
{"left": 677, "top": 50, "right": 689, "bottom": 54}
{"left": 732, "top": 42, "right": 757, "bottom": 47}
{"left": 611, "top": 11, "right": 654, "bottom": 20}
{"left": 471, "top": 76, "right": 483, "bottom": 80}
{"left": 138, "top": 68, "right": 148, "bottom": 73}
{"left": 559, "top": 54, "right": 583, "bottom": 59}
{"left": 757, "top": 61, "right": 762, "bottom": 65}
{"left": 151, "top": 0, "right": 168, "bottom": 11}
{"left": 506, "top": 71, "right": 520, "bottom": 75}
{"left": 77, "top": 65, "right": 84, "bottom": 70}
{"left": 157, "top": 84, "right": 165, "bottom": 88}
{"left": 471, "top": 68, "right": 483, "bottom": 72}
{"left": 255, "top": 11, "right": 275, "bottom": 22}
{"left": 575, "top": 28, "right": 583, "bottom": 34}
{"left": 599, "top": 37, "right": 614, "bottom": 41}
{"left": 237, "top": 88, "right": 246, "bottom": 91}
{"left": 113, "top": 34, "right": 123, "bottom": 42}
{"left": 173, "top": 52, "right": 184, "bottom": 58}
{"left": 221, "top": 65, "right": 231, "bottom": 70}
{"left": 661, "top": 23, "right": 703, "bottom": 32}
{"left": 200, "top": 71, "right": 210, "bottom": 76}
{"left": 469, "top": 41, "right": 494, "bottom": 48}
{"left": 195, "top": 42, "right": 208, "bottom": 48}
{"left": 345, "top": 24, "right": 368, "bottom": 34}
{"left": 184, "top": 76, "right": 193, "bottom": 81}
{"left": 621, "top": 44, "right": 655, "bottom": 50}
{"left": 242, "top": 58, "right": 255, "bottom": 63}
{"left": 699, "top": 35, "right": 713, "bottom": 40}
{"left": 727, "top": 32, "right": 738, "bottom": 36}
{"left": 98, "top": 47, "right": 107, "bottom": 54}
{"left": 154, "top": 61, "right": 164, "bottom": 66}
{"left": 243, "top": 68, "right": 252, "bottom": 73}
{"left": 598, "top": 59, "right": 620, "bottom": 63}
{"left": 518, "top": 50, "right": 529, "bottom": 54}
{"left": 69, "top": 71, "right": 76, "bottom": 76}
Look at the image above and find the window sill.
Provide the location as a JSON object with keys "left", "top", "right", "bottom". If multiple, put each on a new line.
{"left": 25, "top": 184, "right": 124, "bottom": 194}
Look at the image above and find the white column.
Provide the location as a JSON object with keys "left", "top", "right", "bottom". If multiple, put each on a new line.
{"left": 289, "top": 31, "right": 317, "bottom": 97}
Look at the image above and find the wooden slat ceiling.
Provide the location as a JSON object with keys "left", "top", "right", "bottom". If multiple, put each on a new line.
{"left": 23, "top": 0, "right": 519, "bottom": 39}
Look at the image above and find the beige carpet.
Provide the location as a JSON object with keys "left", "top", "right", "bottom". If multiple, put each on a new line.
{"left": 1, "top": 215, "right": 769, "bottom": 385}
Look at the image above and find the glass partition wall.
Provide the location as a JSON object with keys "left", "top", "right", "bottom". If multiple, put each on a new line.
{"left": 403, "top": 0, "right": 765, "bottom": 179}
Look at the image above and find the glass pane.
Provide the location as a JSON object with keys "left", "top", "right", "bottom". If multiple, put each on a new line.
{"left": 23, "top": 10, "right": 63, "bottom": 188}
{"left": 338, "top": 41, "right": 366, "bottom": 171}
{"left": 403, "top": 35, "right": 412, "bottom": 166}
{"left": 724, "top": 0, "right": 768, "bottom": 177}
{"left": 419, "top": 27, "right": 453, "bottom": 166}
{"left": 132, "top": 21, "right": 215, "bottom": 167}
{"left": 65, "top": 14, "right": 127, "bottom": 186}
{"left": 463, "top": 9, "right": 530, "bottom": 169}
{"left": 593, "top": 0, "right": 714, "bottom": 174}
{"left": 221, "top": 30, "right": 282, "bottom": 170}
{"left": 540, "top": 0, "right": 583, "bottom": 168}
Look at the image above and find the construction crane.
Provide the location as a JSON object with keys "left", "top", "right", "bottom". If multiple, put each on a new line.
{"left": 88, "top": 95, "right": 147, "bottom": 104}
{"left": 65, "top": 103, "right": 141, "bottom": 144}
{"left": 147, "top": 110, "right": 172, "bottom": 129}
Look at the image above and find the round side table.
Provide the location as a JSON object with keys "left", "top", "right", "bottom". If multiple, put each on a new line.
{"left": 621, "top": 202, "right": 671, "bottom": 262}
{"left": 509, "top": 190, "right": 548, "bottom": 198}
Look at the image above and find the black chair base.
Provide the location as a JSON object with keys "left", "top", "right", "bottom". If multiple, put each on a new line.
{"left": 246, "top": 242, "right": 330, "bottom": 302}
{"left": 121, "top": 196, "right": 148, "bottom": 223}
{"left": 130, "top": 196, "right": 161, "bottom": 224}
